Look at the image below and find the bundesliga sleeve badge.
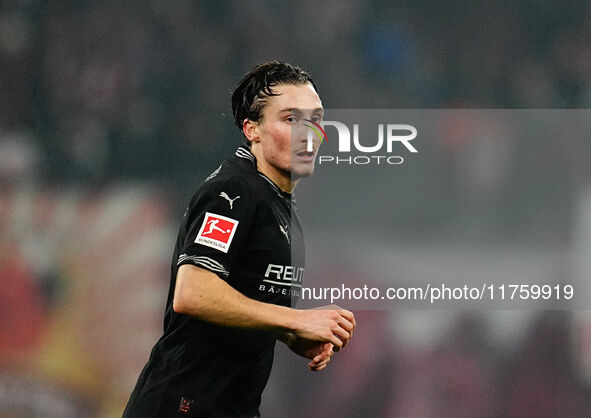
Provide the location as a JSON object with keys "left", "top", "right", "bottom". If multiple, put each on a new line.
{"left": 195, "top": 212, "right": 239, "bottom": 253}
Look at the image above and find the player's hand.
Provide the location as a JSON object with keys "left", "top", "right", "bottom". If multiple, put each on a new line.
{"left": 307, "top": 342, "right": 334, "bottom": 371}
{"left": 283, "top": 333, "right": 334, "bottom": 371}
{"left": 311, "top": 304, "right": 356, "bottom": 341}
{"left": 292, "top": 308, "right": 355, "bottom": 351}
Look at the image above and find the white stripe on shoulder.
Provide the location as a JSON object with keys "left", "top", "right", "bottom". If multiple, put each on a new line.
{"left": 205, "top": 165, "right": 222, "bottom": 182}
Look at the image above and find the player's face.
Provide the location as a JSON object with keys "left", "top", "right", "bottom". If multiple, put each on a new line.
{"left": 247, "top": 83, "right": 323, "bottom": 189}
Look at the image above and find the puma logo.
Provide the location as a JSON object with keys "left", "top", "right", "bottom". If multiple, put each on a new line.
{"left": 219, "top": 192, "right": 240, "bottom": 209}
{"left": 279, "top": 224, "right": 290, "bottom": 244}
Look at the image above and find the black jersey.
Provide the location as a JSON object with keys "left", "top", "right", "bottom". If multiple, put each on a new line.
{"left": 124, "top": 146, "right": 304, "bottom": 418}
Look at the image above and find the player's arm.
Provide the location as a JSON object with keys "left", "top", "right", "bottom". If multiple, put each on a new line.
{"left": 173, "top": 264, "right": 355, "bottom": 350}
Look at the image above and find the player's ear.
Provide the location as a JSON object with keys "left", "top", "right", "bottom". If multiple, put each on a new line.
{"left": 243, "top": 119, "right": 260, "bottom": 144}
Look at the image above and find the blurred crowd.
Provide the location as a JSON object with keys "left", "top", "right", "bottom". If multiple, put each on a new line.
{"left": 266, "top": 310, "right": 591, "bottom": 417}
{"left": 1, "top": 0, "right": 591, "bottom": 190}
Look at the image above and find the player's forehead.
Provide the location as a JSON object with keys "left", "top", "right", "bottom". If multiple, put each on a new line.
{"left": 264, "top": 83, "right": 323, "bottom": 115}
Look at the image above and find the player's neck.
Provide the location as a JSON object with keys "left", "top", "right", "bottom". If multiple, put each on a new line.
{"left": 250, "top": 149, "right": 297, "bottom": 193}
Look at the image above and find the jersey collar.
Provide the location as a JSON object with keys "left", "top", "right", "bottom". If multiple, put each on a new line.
{"left": 234, "top": 146, "right": 295, "bottom": 203}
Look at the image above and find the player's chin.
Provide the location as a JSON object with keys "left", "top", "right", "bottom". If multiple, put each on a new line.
{"left": 291, "top": 162, "right": 316, "bottom": 179}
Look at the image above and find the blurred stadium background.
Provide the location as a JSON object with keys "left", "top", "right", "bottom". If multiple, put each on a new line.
{"left": 1, "top": 0, "right": 591, "bottom": 416}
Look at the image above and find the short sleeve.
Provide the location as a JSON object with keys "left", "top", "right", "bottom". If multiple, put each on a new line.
{"left": 177, "top": 179, "right": 256, "bottom": 280}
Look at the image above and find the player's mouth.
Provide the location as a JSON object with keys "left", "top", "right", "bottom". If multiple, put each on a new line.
{"left": 294, "top": 150, "right": 316, "bottom": 162}
{"left": 296, "top": 150, "right": 316, "bottom": 160}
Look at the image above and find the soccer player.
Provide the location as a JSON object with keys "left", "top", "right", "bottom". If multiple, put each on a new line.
{"left": 123, "top": 62, "right": 356, "bottom": 418}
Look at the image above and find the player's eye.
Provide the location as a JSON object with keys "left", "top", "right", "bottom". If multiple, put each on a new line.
{"left": 311, "top": 115, "right": 322, "bottom": 123}
{"left": 286, "top": 116, "right": 297, "bottom": 123}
